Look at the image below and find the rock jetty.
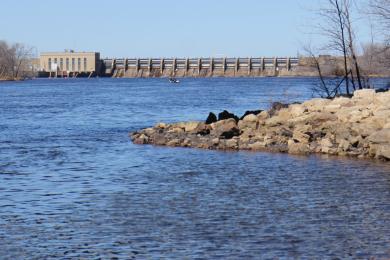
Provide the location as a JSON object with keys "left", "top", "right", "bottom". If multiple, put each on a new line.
{"left": 130, "top": 89, "right": 390, "bottom": 161}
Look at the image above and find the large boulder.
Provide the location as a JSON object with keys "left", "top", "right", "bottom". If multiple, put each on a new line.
{"left": 288, "top": 139, "right": 310, "bottom": 154}
{"left": 292, "top": 131, "right": 311, "bottom": 144}
{"left": 384, "top": 122, "right": 390, "bottom": 129}
{"left": 144, "top": 127, "right": 156, "bottom": 136}
{"left": 242, "top": 113, "right": 258, "bottom": 123}
{"left": 288, "top": 104, "right": 307, "bottom": 117}
{"left": 238, "top": 118, "right": 258, "bottom": 130}
{"left": 257, "top": 111, "right": 269, "bottom": 120}
{"left": 193, "top": 123, "right": 211, "bottom": 136}
{"left": 205, "top": 112, "right": 217, "bottom": 124}
{"left": 166, "top": 139, "right": 181, "bottom": 147}
{"left": 352, "top": 89, "right": 376, "bottom": 105}
{"left": 320, "top": 138, "right": 334, "bottom": 153}
{"left": 218, "top": 110, "right": 239, "bottom": 122}
{"left": 220, "top": 128, "right": 240, "bottom": 139}
{"left": 265, "top": 115, "right": 284, "bottom": 127}
{"left": 269, "top": 102, "right": 289, "bottom": 116}
{"left": 302, "top": 98, "right": 331, "bottom": 112}
{"left": 353, "top": 89, "right": 376, "bottom": 99}
{"left": 248, "top": 141, "right": 265, "bottom": 150}
{"left": 324, "top": 104, "right": 341, "bottom": 113}
{"left": 168, "top": 126, "right": 185, "bottom": 134}
{"left": 309, "top": 112, "right": 338, "bottom": 124}
{"left": 338, "top": 139, "right": 351, "bottom": 151}
{"left": 225, "top": 138, "right": 239, "bottom": 149}
{"left": 360, "top": 117, "right": 387, "bottom": 130}
{"left": 276, "top": 109, "right": 292, "bottom": 122}
{"left": 211, "top": 118, "right": 240, "bottom": 139}
{"left": 375, "top": 87, "right": 389, "bottom": 93}
{"left": 374, "top": 92, "right": 390, "bottom": 107}
{"left": 347, "top": 109, "right": 372, "bottom": 123}
{"left": 331, "top": 97, "right": 354, "bottom": 107}
{"left": 131, "top": 133, "right": 149, "bottom": 144}
{"left": 240, "top": 110, "right": 262, "bottom": 120}
{"left": 372, "top": 108, "right": 390, "bottom": 118}
{"left": 376, "top": 145, "right": 390, "bottom": 160}
{"left": 351, "top": 123, "right": 380, "bottom": 138}
{"left": 155, "top": 122, "right": 167, "bottom": 129}
{"left": 368, "top": 129, "right": 390, "bottom": 144}
{"left": 182, "top": 122, "right": 201, "bottom": 132}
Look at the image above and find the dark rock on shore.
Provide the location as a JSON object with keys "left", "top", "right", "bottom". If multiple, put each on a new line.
{"left": 205, "top": 112, "right": 217, "bottom": 124}
{"left": 376, "top": 87, "right": 389, "bottom": 93}
{"left": 218, "top": 110, "right": 239, "bottom": 122}
{"left": 268, "top": 102, "right": 289, "bottom": 116}
{"left": 240, "top": 110, "right": 262, "bottom": 120}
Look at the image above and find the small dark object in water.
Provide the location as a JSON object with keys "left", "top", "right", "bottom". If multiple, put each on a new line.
{"left": 240, "top": 110, "right": 262, "bottom": 120}
{"left": 169, "top": 78, "right": 180, "bottom": 83}
{"left": 218, "top": 110, "right": 239, "bottom": 122}
{"left": 205, "top": 112, "right": 217, "bottom": 124}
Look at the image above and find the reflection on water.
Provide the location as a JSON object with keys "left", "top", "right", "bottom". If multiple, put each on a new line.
{"left": 0, "top": 78, "right": 390, "bottom": 258}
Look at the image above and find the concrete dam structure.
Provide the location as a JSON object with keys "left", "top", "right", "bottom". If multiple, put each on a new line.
{"left": 103, "top": 57, "right": 300, "bottom": 78}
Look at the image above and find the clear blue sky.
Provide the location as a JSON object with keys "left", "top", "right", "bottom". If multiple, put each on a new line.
{"left": 0, "top": 0, "right": 371, "bottom": 58}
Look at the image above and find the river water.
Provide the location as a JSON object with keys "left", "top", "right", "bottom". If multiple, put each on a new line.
{"left": 1, "top": 78, "right": 390, "bottom": 259}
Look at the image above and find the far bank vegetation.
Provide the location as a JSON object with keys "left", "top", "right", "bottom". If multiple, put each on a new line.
{"left": 305, "top": 0, "right": 390, "bottom": 98}
{"left": 0, "top": 40, "right": 35, "bottom": 81}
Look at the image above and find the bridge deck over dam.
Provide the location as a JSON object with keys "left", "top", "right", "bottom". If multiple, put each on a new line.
{"left": 103, "top": 57, "right": 300, "bottom": 77}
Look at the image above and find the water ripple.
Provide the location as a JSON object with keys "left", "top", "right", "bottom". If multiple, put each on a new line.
{"left": 0, "top": 78, "right": 389, "bottom": 258}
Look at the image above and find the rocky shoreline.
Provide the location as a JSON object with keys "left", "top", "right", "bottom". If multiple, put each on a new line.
{"left": 130, "top": 89, "right": 390, "bottom": 161}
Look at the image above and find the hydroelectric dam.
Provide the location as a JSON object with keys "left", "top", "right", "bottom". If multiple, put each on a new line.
{"left": 102, "top": 57, "right": 301, "bottom": 78}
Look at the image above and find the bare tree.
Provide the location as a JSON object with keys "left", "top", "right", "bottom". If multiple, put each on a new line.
{"left": 317, "top": 0, "right": 353, "bottom": 94}
{"left": 369, "top": 0, "right": 390, "bottom": 87}
{"left": 0, "top": 41, "right": 14, "bottom": 80}
{"left": 344, "top": 1, "right": 365, "bottom": 89}
{"left": 12, "top": 43, "right": 34, "bottom": 79}
{"left": 370, "top": 0, "right": 390, "bottom": 59}
{"left": 0, "top": 40, "right": 34, "bottom": 80}
{"left": 303, "top": 44, "right": 346, "bottom": 98}
{"left": 361, "top": 43, "right": 390, "bottom": 75}
{"left": 309, "top": 0, "right": 373, "bottom": 97}
{"left": 370, "top": 0, "right": 390, "bottom": 43}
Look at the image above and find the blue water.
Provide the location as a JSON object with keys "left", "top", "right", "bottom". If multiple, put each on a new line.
{"left": 1, "top": 78, "right": 390, "bottom": 259}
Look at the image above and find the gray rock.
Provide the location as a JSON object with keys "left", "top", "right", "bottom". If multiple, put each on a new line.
{"left": 368, "top": 129, "right": 390, "bottom": 144}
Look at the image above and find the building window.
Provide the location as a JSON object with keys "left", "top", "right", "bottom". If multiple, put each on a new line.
{"left": 72, "top": 58, "right": 75, "bottom": 71}
{"left": 54, "top": 58, "right": 57, "bottom": 66}
{"left": 84, "top": 58, "right": 87, "bottom": 71}
{"left": 60, "top": 58, "right": 63, "bottom": 70}
{"left": 48, "top": 58, "right": 51, "bottom": 71}
{"left": 66, "top": 58, "right": 69, "bottom": 71}
{"left": 78, "top": 58, "right": 81, "bottom": 71}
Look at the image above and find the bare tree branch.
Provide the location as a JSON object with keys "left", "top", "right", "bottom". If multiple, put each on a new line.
{"left": 0, "top": 40, "right": 34, "bottom": 80}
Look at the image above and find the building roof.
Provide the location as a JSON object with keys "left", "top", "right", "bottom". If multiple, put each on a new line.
{"left": 40, "top": 51, "right": 99, "bottom": 55}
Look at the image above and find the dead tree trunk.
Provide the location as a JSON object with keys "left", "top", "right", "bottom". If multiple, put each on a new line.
{"left": 345, "top": 3, "right": 364, "bottom": 89}
{"left": 334, "top": 0, "right": 351, "bottom": 94}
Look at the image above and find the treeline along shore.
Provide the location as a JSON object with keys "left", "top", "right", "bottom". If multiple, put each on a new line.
{"left": 131, "top": 89, "right": 390, "bottom": 161}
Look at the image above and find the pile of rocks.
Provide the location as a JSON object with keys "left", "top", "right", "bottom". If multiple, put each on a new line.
{"left": 130, "top": 89, "right": 390, "bottom": 161}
